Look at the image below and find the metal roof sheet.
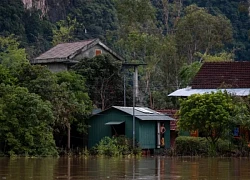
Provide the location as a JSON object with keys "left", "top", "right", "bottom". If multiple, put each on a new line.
{"left": 168, "top": 87, "right": 250, "bottom": 97}
{"left": 113, "top": 106, "right": 174, "bottom": 121}
{"left": 35, "top": 39, "right": 95, "bottom": 60}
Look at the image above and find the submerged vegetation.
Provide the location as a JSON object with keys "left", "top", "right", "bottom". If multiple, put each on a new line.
{"left": 172, "top": 136, "right": 250, "bottom": 157}
{"left": 89, "top": 136, "right": 141, "bottom": 157}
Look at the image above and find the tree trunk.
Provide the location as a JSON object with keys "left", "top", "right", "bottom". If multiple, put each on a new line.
{"left": 67, "top": 122, "right": 71, "bottom": 152}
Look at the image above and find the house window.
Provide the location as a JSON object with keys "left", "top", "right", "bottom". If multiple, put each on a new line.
{"left": 95, "top": 49, "right": 102, "bottom": 56}
{"left": 233, "top": 126, "right": 240, "bottom": 138}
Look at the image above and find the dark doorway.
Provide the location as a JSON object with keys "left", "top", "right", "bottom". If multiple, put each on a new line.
{"left": 111, "top": 123, "right": 125, "bottom": 137}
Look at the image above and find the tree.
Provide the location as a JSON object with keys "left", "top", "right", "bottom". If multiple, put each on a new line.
{"left": 179, "top": 62, "right": 202, "bottom": 88}
{"left": 67, "top": 0, "right": 119, "bottom": 40}
{"left": 55, "top": 71, "right": 92, "bottom": 150}
{"left": 15, "top": 64, "right": 58, "bottom": 102}
{"left": 0, "top": 85, "right": 57, "bottom": 156}
{"left": 114, "top": 0, "right": 156, "bottom": 33}
{"left": 0, "top": 35, "right": 29, "bottom": 70}
{"left": 230, "top": 96, "right": 250, "bottom": 152}
{"left": 52, "top": 16, "right": 78, "bottom": 46}
{"left": 15, "top": 65, "right": 92, "bottom": 150}
{"left": 178, "top": 91, "right": 235, "bottom": 153}
{"left": 72, "top": 54, "right": 123, "bottom": 110}
{"left": 175, "top": 5, "right": 233, "bottom": 64}
{"left": 0, "top": 0, "right": 25, "bottom": 38}
{"left": 0, "top": 64, "right": 16, "bottom": 85}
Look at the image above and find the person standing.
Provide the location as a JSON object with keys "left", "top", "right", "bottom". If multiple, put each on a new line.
{"left": 160, "top": 123, "right": 166, "bottom": 147}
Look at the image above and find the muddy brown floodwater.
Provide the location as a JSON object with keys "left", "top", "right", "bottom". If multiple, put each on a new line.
{"left": 0, "top": 156, "right": 250, "bottom": 179}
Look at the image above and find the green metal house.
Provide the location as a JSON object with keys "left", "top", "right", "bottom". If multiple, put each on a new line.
{"left": 88, "top": 106, "right": 174, "bottom": 150}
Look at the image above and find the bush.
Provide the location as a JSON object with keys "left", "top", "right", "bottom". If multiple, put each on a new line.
{"left": 175, "top": 136, "right": 237, "bottom": 156}
{"left": 175, "top": 136, "right": 208, "bottom": 156}
{"left": 92, "top": 136, "right": 141, "bottom": 157}
{"left": 216, "top": 139, "right": 233, "bottom": 155}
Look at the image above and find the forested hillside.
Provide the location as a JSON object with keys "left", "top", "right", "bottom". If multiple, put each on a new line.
{"left": 1, "top": 0, "right": 250, "bottom": 109}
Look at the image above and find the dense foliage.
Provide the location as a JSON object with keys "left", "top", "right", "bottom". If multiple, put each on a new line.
{"left": 175, "top": 136, "right": 239, "bottom": 157}
{"left": 72, "top": 54, "right": 124, "bottom": 110}
{"left": 0, "top": 36, "right": 92, "bottom": 156}
{"left": 178, "top": 91, "right": 234, "bottom": 145}
{"left": 178, "top": 91, "right": 250, "bottom": 155}
{"left": 91, "top": 136, "right": 141, "bottom": 156}
{"left": 1, "top": 0, "right": 249, "bottom": 109}
{"left": 0, "top": 85, "right": 58, "bottom": 156}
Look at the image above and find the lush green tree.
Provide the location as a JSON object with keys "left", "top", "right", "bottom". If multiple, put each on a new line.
{"left": 0, "top": 64, "right": 16, "bottom": 85}
{"left": 0, "top": 35, "right": 29, "bottom": 70}
{"left": 179, "top": 62, "right": 202, "bottom": 88}
{"left": 232, "top": 96, "right": 250, "bottom": 130}
{"left": 196, "top": 51, "right": 234, "bottom": 62}
{"left": 0, "top": 1, "right": 54, "bottom": 59}
{"left": 175, "top": 4, "right": 233, "bottom": 64}
{"left": 23, "top": 9, "right": 54, "bottom": 58}
{"left": 15, "top": 65, "right": 92, "bottom": 150}
{"left": 151, "top": 0, "right": 184, "bottom": 34}
{"left": 178, "top": 91, "right": 235, "bottom": 153}
{"left": 52, "top": 16, "right": 78, "bottom": 46}
{"left": 0, "top": 84, "right": 57, "bottom": 156}
{"left": 72, "top": 54, "right": 123, "bottom": 110}
{"left": 67, "top": 0, "right": 118, "bottom": 40}
{"left": 183, "top": 0, "right": 250, "bottom": 60}
{"left": 179, "top": 52, "right": 233, "bottom": 88}
{"left": 114, "top": 0, "right": 156, "bottom": 32}
{"left": 15, "top": 64, "right": 58, "bottom": 102}
{"left": 111, "top": 0, "right": 159, "bottom": 57}
{"left": 55, "top": 71, "right": 92, "bottom": 150}
{"left": 0, "top": 0, "right": 25, "bottom": 37}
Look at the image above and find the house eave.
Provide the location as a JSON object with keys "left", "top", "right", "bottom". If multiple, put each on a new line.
{"left": 30, "top": 58, "right": 78, "bottom": 64}
{"left": 168, "top": 87, "right": 250, "bottom": 97}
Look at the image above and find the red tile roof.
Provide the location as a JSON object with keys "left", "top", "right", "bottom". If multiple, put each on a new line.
{"left": 191, "top": 62, "right": 250, "bottom": 89}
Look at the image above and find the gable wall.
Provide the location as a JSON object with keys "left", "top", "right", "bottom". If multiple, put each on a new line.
{"left": 74, "top": 44, "right": 111, "bottom": 61}
{"left": 46, "top": 63, "right": 68, "bottom": 72}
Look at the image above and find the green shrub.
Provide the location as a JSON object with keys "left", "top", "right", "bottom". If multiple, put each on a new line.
{"left": 216, "top": 139, "right": 233, "bottom": 155}
{"left": 96, "top": 136, "right": 120, "bottom": 156}
{"left": 93, "top": 136, "right": 141, "bottom": 157}
{"left": 175, "top": 136, "right": 208, "bottom": 156}
{"left": 175, "top": 136, "right": 237, "bottom": 156}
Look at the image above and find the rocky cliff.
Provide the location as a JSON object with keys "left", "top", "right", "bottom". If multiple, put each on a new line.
{"left": 22, "top": 0, "right": 69, "bottom": 22}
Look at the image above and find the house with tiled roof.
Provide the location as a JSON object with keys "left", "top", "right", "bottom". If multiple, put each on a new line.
{"left": 168, "top": 61, "right": 250, "bottom": 139}
{"left": 31, "top": 39, "right": 123, "bottom": 72}
{"left": 168, "top": 61, "right": 250, "bottom": 97}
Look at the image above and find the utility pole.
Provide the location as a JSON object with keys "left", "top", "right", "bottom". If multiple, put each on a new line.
{"left": 123, "top": 67, "right": 126, "bottom": 106}
{"left": 122, "top": 63, "right": 146, "bottom": 147}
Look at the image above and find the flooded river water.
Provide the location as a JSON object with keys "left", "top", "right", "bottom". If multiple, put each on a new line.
{"left": 0, "top": 156, "right": 250, "bottom": 179}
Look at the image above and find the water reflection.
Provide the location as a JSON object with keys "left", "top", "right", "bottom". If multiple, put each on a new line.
{"left": 1, "top": 156, "right": 250, "bottom": 179}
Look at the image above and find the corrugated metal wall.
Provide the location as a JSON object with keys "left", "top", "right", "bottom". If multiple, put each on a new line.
{"left": 88, "top": 109, "right": 134, "bottom": 148}
{"left": 139, "top": 121, "right": 156, "bottom": 149}
{"left": 164, "top": 121, "right": 170, "bottom": 148}
{"left": 88, "top": 108, "right": 171, "bottom": 149}
{"left": 138, "top": 121, "right": 171, "bottom": 149}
